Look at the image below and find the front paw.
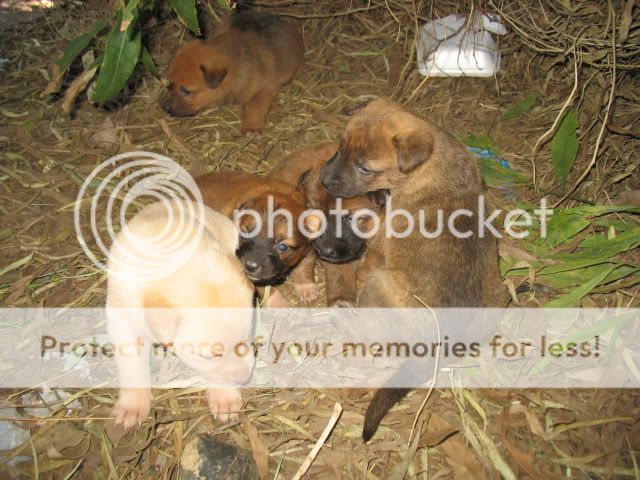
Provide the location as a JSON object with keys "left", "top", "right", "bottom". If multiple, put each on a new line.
{"left": 207, "top": 387, "right": 242, "bottom": 422}
{"left": 112, "top": 388, "right": 152, "bottom": 428}
{"left": 240, "top": 126, "right": 264, "bottom": 137}
{"left": 328, "top": 298, "right": 355, "bottom": 308}
{"left": 295, "top": 282, "right": 319, "bottom": 302}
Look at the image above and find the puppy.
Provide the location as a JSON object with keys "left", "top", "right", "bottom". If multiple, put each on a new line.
{"left": 268, "top": 143, "right": 386, "bottom": 306}
{"left": 195, "top": 171, "right": 322, "bottom": 303}
{"left": 106, "top": 200, "right": 254, "bottom": 428}
{"left": 163, "top": 10, "right": 304, "bottom": 134}
{"left": 320, "top": 98, "right": 507, "bottom": 440}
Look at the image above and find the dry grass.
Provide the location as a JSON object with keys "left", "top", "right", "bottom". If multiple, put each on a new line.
{"left": 0, "top": 0, "right": 639, "bottom": 478}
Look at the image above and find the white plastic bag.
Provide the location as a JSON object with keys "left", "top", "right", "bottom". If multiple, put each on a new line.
{"left": 416, "top": 13, "right": 507, "bottom": 77}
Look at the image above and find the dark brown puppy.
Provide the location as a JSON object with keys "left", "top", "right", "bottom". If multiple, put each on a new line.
{"left": 320, "top": 98, "right": 507, "bottom": 440}
{"left": 164, "top": 10, "right": 304, "bottom": 134}
{"left": 269, "top": 143, "right": 385, "bottom": 306}
{"left": 195, "top": 171, "right": 321, "bottom": 305}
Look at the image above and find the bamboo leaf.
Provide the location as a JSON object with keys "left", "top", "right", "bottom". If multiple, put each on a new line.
{"left": 500, "top": 92, "right": 538, "bottom": 121}
{"left": 54, "top": 20, "right": 108, "bottom": 73}
{"left": 170, "top": 0, "right": 200, "bottom": 34}
{"left": 90, "top": 11, "right": 142, "bottom": 102}
{"left": 551, "top": 111, "right": 579, "bottom": 186}
{"left": 141, "top": 46, "right": 160, "bottom": 78}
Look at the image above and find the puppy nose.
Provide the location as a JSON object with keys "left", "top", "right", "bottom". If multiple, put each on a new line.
{"left": 162, "top": 100, "right": 172, "bottom": 114}
{"left": 319, "top": 245, "right": 336, "bottom": 258}
{"left": 244, "top": 260, "right": 260, "bottom": 273}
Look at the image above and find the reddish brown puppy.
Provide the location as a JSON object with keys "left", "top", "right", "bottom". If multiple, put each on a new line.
{"left": 269, "top": 143, "right": 386, "bottom": 306}
{"left": 164, "top": 10, "right": 304, "bottom": 134}
{"left": 320, "top": 98, "right": 508, "bottom": 441}
{"left": 195, "top": 171, "right": 321, "bottom": 306}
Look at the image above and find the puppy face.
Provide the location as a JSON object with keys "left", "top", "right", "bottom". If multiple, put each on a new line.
{"left": 235, "top": 195, "right": 321, "bottom": 283}
{"left": 313, "top": 191, "right": 387, "bottom": 263}
{"left": 163, "top": 41, "right": 229, "bottom": 117}
{"left": 320, "top": 100, "right": 434, "bottom": 197}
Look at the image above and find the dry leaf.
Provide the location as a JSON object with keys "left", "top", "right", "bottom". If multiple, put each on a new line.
{"left": 241, "top": 416, "right": 270, "bottom": 480}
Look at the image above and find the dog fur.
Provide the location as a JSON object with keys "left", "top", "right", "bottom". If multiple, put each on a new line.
{"left": 106, "top": 200, "right": 254, "bottom": 428}
{"left": 163, "top": 10, "right": 304, "bottom": 134}
{"left": 320, "top": 98, "right": 508, "bottom": 440}
{"left": 195, "top": 171, "right": 321, "bottom": 304}
{"left": 268, "top": 143, "right": 386, "bottom": 306}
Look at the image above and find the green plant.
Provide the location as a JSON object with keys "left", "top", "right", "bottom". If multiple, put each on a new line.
{"left": 43, "top": 0, "right": 229, "bottom": 110}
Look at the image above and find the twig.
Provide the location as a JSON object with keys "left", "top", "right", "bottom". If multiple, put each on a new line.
{"left": 290, "top": 402, "right": 342, "bottom": 480}
{"left": 552, "top": 2, "right": 618, "bottom": 208}
{"left": 408, "top": 296, "right": 441, "bottom": 447}
{"left": 530, "top": 49, "right": 580, "bottom": 194}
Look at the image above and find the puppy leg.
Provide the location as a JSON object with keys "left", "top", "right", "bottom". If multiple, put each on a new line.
{"left": 240, "top": 89, "right": 275, "bottom": 135}
{"left": 290, "top": 251, "right": 319, "bottom": 302}
{"left": 358, "top": 269, "right": 415, "bottom": 307}
{"left": 109, "top": 323, "right": 152, "bottom": 428}
{"left": 324, "top": 261, "right": 358, "bottom": 307}
{"left": 207, "top": 387, "right": 243, "bottom": 422}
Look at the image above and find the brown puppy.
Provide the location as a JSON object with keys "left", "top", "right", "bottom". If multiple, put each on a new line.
{"left": 195, "top": 171, "right": 321, "bottom": 303}
{"left": 164, "top": 10, "right": 304, "bottom": 134}
{"left": 269, "top": 143, "right": 386, "bottom": 306}
{"left": 320, "top": 98, "right": 507, "bottom": 440}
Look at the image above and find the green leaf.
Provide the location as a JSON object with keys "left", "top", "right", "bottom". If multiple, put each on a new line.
{"left": 121, "top": 0, "right": 141, "bottom": 31}
{"left": 55, "top": 20, "right": 108, "bottom": 72}
{"left": 544, "top": 265, "right": 617, "bottom": 307}
{"left": 216, "top": 0, "right": 232, "bottom": 10}
{"left": 551, "top": 111, "right": 579, "bottom": 186}
{"left": 478, "top": 157, "right": 528, "bottom": 186}
{"left": 141, "top": 46, "right": 160, "bottom": 78}
{"left": 500, "top": 92, "right": 538, "bottom": 121}
{"left": 544, "top": 213, "right": 590, "bottom": 249}
{"left": 458, "top": 133, "right": 501, "bottom": 155}
{"left": 90, "top": 11, "right": 142, "bottom": 102}
{"left": 170, "top": 0, "right": 200, "bottom": 34}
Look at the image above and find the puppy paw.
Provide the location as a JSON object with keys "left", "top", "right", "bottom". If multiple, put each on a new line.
{"left": 295, "top": 282, "right": 319, "bottom": 302}
{"left": 328, "top": 298, "right": 355, "bottom": 308}
{"left": 207, "top": 387, "right": 242, "bottom": 422}
{"left": 264, "top": 289, "right": 290, "bottom": 308}
{"left": 241, "top": 127, "right": 263, "bottom": 137}
{"left": 112, "top": 388, "right": 152, "bottom": 428}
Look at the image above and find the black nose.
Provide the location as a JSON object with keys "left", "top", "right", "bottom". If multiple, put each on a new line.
{"left": 244, "top": 260, "right": 260, "bottom": 273}
{"left": 162, "top": 101, "right": 172, "bottom": 114}
{"left": 319, "top": 245, "right": 336, "bottom": 258}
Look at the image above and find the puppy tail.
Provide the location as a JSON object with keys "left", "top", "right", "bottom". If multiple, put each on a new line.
{"left": 363, "top": 388, "right": 410, "bottom": 442}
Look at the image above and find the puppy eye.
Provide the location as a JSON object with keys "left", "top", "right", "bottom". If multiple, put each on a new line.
{"left": 276, "top": 242, "right": 290, "bottom": 253}
{"left": 180, "top": 86, "right": 193, "bottom": 96}
{"left": 357, "top": 163, "right": 374, "bottom": 175}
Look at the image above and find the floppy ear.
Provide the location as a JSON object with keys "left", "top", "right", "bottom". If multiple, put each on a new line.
{"left": 392, "top": 131, "right": 433, "bottom": 174}
{"left": 200, "top": 65, "right": 227, "bottom": 89}
{"left": 296, "top": 169, "right": 312, "bottom": 192}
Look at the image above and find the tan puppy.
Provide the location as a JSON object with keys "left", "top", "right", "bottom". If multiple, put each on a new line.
{"left": 320, "top": 98, "right": 507, "bottom": 440}
{"left": 106, "top": 200, "right": 254, "bottom": 428}
{"left": 269, "top": 143, "right": 386, "bottom": 306}
{"left": 195, "top": 171, "right": 322, "bottom": 303}
{"left": 163, "top": 10, "right": 304, "bottom": 134}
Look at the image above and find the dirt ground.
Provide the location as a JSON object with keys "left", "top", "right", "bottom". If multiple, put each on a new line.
{"left": 0, "top": 0, "right": 639, "bottom": 478}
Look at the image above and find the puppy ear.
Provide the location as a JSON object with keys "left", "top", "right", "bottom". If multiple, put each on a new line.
{"left": 392, "top": 131, "right": 433, "bottom": 174}
{"left": 200, "top": 65, "right": 227, "bottom": 89}
{"left": 296, "top": 169, "right": 312, "bottom": 192}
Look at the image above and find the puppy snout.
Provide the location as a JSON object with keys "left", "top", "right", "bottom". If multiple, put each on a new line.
{"left": 318, "top": 244, "right": 336, "bottom": 258}
{"left": 162, "top": 99, "right": 173, "bottom": 115}
{"left": 244, "top": 260, "right": 260, "bottom": 273}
